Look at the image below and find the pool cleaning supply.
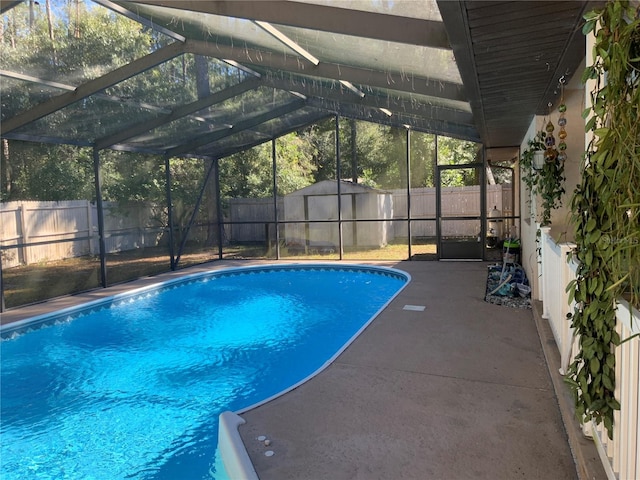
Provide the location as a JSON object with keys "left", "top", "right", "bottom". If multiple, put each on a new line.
{"left": 503, "top": 238, "right": 521, "bottom": 264}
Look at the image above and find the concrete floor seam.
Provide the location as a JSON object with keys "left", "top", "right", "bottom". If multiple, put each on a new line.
{"left": 334, "top": 360, "right": 554, "bottom": 392}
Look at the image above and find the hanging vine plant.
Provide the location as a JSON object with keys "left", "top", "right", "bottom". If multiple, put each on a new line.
{"left": 520, "top": 127, "right": 565, "bottom": 226}
{"left": 565, "top": 0, "right": 639, "bottom": 439}
{"left": 520, "top": 131, "right": 545, "bottom": 196}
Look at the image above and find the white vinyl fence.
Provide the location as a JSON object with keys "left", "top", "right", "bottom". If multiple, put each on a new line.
{"left": 540, "top": 227, "right": 578, "bottom": 375}
{"left": 540, "top": 227, "right": 640, "bottom": 480}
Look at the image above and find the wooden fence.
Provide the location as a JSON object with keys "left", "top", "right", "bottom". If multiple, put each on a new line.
{"left": 390, "top": 184, "right": 513, "bottom": 238}
{"left": 0, "top": 200, "right": 163, "bottom": 268}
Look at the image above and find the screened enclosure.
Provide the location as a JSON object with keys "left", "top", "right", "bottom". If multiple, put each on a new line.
{"left": 1, "top": 0, "right": 564, "bottom": 310}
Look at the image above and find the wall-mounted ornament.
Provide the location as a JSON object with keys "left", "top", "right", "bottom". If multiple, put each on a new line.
{"left": 544, "top": 120, "right": 558, "bottom": 162}
{"left": 557, "top": 101, "right": 567, "bottom": 163}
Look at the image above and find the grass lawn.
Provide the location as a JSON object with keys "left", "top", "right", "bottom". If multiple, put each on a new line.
{"left": 2, "top": 241, "right": 437, "bottom": 309}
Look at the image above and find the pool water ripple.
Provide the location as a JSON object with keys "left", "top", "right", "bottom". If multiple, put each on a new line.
{"left": 1, "top": 264, "right": 408, "bottom": 480}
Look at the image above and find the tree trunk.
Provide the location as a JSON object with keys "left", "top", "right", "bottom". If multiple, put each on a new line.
{"left": 194, "top": 55, "right": 210, "bottom": 98}
{"left": 29, "top": 0, "right": 34, "bottom": 30}
{"left": 10, "top": 9, "right": 16, "bottom": 48}
{"left": 2, "top": 139, "right": 12, "bottom": 199}
{"left": 46, "top": 0, "right": 58, "bottom": 66}
{"left": 74, "top": 0, "right": 81, "bottom": 39}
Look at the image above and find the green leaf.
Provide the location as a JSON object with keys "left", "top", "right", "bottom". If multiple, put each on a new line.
{"left": 583, "top": 10, "right": 600, "bottom": 21}
{"left": 590, "top": 356, "right": 600, "bottom": 376}
{"left": 607, "top": 398, "right": 621, "bottom": 410}
{"left": 585, "top": 248, "right": 594, "bottom": 266}
{"left": 602, "top": 373, "right": 614, "bottom": 391}
{"left": 582, "top": 19, "right": 596, "bottom": 35}
{"left": 604, "top": 416, "right": 613, "bottom": 439}
{"left": 605, "top": 354, "right": 615, "bottom": 368}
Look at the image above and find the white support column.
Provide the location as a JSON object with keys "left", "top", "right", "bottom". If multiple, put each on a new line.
{"left": 540, "top": 226, "right": 551, "bottom": 319}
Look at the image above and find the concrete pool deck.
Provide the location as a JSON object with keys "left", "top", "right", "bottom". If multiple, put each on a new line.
{"left": 235, "top": 261, "right": 606, "bottom": 480}
{"left": 1, "top": 260, "right": 607, "bottom": 479}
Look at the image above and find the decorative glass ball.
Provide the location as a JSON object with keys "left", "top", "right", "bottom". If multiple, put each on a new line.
{"left": 546, "top": 121, "right": 555, "bottom": 132}
{"left": 558, "top": 117, "right": 567, "bottom": 127}
{"left": 557, "top": 152, "right": 567, "bottom": 162}
{"left": 545, "top": 148, "right": 558, "bottom": 161}
{"left": 558, "top": 104, "right": 567, "bottom": 113}
{"left": 558, "top": 130, "right": 567, "bottom": 139}
{"left": 558, "top": 142, "right": 567, "bottom": 151}
{"left": 545, "top": 135, "right": 556, "bottom": 147}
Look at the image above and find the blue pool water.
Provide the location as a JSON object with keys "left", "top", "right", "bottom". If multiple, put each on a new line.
{"left": 0, "top": 264, "right": 408, "bottom": 480}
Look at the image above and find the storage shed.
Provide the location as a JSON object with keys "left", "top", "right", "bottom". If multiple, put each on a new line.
{"left": 284, "top": 180, "right": 393, "bottom": 252}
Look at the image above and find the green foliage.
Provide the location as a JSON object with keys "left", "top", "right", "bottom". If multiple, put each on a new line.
{"left": 274, "top": 134, "right": 318, "bottom": 195}
{"left": 566, "top": 0, "right": 640, "bottom": 440}
{"left": 437, "top": 137, "right": 480, "bottom": 167}
{"left": 409, "top": 131, "right": 437, "bottom": 187}
{"left": 520, "top": 131, "right": 565, "bottom": 226}
{"left": 100, "top": 151, "right": 166, "bottom": 203}
{"left": 0, "top": 142, "right": 94, "bottom": 201}
{"left": 437, "top": 137, "right": 483, "bottom": 187}
{"left": 520, "top": 133, "right": 545, "bottom": 195}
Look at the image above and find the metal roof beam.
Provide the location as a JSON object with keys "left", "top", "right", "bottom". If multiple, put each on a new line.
{"left": 95, "top": 78, "right": 262, "bottom": 149}
{"left": 0, "top": 1, "right": 21, "bottom": 14}
{"left": 2, "top": 132, "right": 94, "bottom": 147}
{"left": 306, "top": 98, "right": 480, "bottom": 142}
{"left": 186, "top": 40, "right": 467, "bottom": 103}
{"left": 205, "top": 111, "right": 334, "bottom": 159}
{"left": 1, "top": 41, "right": 186, "bottom": 136}
{"left": 167, "top": 99, "right": 306, "bottom": 157}
{"left": 259, "top": 76, "right": 475, "bottom": 127}
{"left": 122, "top": 0, "right": 450, "bottom": 49}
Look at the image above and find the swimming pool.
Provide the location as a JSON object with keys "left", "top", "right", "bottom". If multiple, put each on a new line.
{"left": 0, "top": 264, "right": 409, "bottom": 480}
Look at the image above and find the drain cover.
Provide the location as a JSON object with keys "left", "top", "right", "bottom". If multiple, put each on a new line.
{"left": 403, "top": 305, "right": 426, "bottom": 311}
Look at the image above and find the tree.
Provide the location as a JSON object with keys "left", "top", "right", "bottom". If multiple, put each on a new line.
{"left": 437, "top": 137, "right": 482, "bottom": 187}
{"left": 1, "top": 142, "right": 94, "bottom": 201}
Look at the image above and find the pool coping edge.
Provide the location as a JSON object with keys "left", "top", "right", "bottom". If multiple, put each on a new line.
{"left": 218, "top": 411, "right": 259, "bottom": 480}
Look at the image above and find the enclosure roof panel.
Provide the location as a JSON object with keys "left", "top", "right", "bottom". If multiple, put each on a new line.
{"left": 1, "top": 0, "right": 599, "bottom": 155}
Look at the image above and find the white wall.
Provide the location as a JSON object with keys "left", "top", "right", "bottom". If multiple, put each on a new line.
{"left": 520, "top": 60, "right": 588, "bottom": 300}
